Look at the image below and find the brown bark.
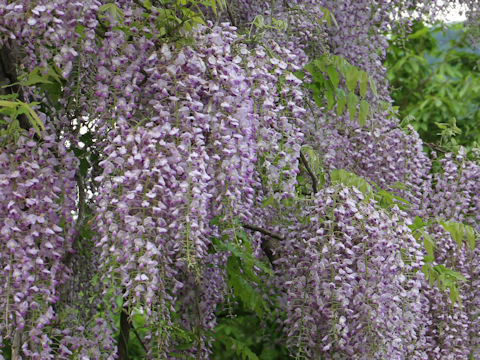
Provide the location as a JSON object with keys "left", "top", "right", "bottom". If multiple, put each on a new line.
{"left": 11, "top": 329, "right": 22, "bottom": 360}
{"left": 0, "top": 43, "right": 31, "bottom": 131}
{"left": 117, "top": 298, "right": 131, "bottom": 360}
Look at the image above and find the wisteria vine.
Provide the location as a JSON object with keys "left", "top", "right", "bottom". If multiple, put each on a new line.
{"left": 1, "top": 0, "right": 480, "bottom": 359}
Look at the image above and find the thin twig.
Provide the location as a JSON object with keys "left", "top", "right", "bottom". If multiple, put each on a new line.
{"left": 75, "top": 171, "right": 85, "bottom": 233}
{"left": 242, "top": 224, "right": 282, "bottom": 266}
{"left": 242, "top": 223, "right": 284, "bottom": 241}
{"left": 299, "top": 150, "right": 318, "bottom": 194}
{"left": 63, "top": 172, "right": 86, "bottom": 270}
{"left": 425, "top": 142, "right": 447, "bottom": 154}
{"left": 131, "top": 322, "right": 148, "bottom": 353}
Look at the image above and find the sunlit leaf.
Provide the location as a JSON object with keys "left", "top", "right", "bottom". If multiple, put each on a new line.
{"left": 347, "top": 92, "right": 358, "bottom": 121}
{"left": 327, "top": 65, "right": 339, "bottom": 88}
{"left": 358, "top": 100, "right": 369, "bottom": 126}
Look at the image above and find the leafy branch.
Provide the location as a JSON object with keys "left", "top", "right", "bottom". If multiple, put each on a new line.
{"left": 296, "top": 53, "right": 377, "bottom": 126}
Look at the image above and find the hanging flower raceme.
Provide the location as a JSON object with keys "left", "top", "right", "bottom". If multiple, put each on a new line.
{"left": 2, "top": 0, "right": 480, "bottom": 358}
{"left": 275, "top": 185, "right": 429, "bottom": 359}
{"left": 92, "top": 19, "right": 258, "bottom": 355}
{"left": 0, "top": 130, "right": 77, "bottom": 358}
{"left": 418, "top": 149, "right": 480, "bottom": 359}
{"left": 0, "top": 0, "right": 99, "bottom": 79}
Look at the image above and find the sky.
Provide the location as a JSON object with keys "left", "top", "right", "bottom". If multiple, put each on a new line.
{"left": 438, "top": 1, "right": 468, "bottom": 23}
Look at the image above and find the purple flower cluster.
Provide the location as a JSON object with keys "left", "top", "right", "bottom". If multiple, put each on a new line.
{"left": 0, "top": 0, "right": 99, "bottom": 79}
{"left": 92, "top": 13, "right": 309, "bottom": 354}
{"left": 275, "top": 186, "right": 429, "bottom": 359}
{"left": 2, "top": 0, "right": 480, "bottom": 358}
{"left": 419, "top": 149, "right": 480, "bottom": 358}
{"left": 0, "top": 131, "right": 77, "bottom": 358}
{"left": 227, "top": 2, "right": 480, "bottom": 359}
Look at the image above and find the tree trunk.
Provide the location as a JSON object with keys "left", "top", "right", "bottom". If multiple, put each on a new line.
{"left": 117, "top": 307, "right": 131, "bottom": 360}
{"left": 0, "top": 43, "right": 31, "bottom": 131}
{"left": 11, "top": 329, "right": 22, "bottom": 360}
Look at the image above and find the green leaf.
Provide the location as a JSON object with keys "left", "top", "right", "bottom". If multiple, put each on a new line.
{"left": 330, "top": 169, "right": 372, "bottom": 195}
{"left": 80, "top": 132, "right": 94, "bottom": 146}
{"left": 75, "top": 23, "right": 86, "bottom": 37}
{"left": 20, "top": 101, "right": 45, "bottom": 133}
{"left": 98, "top": 3, "right": 125, "bottom": 21}
{"left": 388, "top": 56, "right": 408, "bottom": 74}
{"left": 449, "top": 284, "right": 459, "bottom": 304}
{"left": 465, "top": 225, "right": 476, "bottom": 249}
{"left": 346, "top": 92, "right": 358, "bottom": 121}
{"left": 313, "top": 57, "right": 327, "bottom": 72}
{"left": 318, "top": 6, "right": 338, "bottom": 28}
{"left": 293, "top": 71, "right": 305, "bottom": 80}
{"left": 443, "top": 268, "right": 467, "bottom": 282}
{"left": 408, "top": 26, "right": 430, "bottom": 39}
{"left": 325, "top": 89, "right": 335, "bottom": 110}
{"left": 368, "top": 77, "right": 378, "bottom": 97}
{"left": 23, "top": 67, "right": 53, "bottom": 86}
{"left": 219, "top": 335, "right": 260, "bottom": 360}
{"left": 304, "top": 63, "right": 315, "bottom": 75}
{"left": 327, "top": 65, "right": 339, "bottom": 88}
{"left": 420, "top": 230, "right": 435, "bottom": 257}
{"left": 226, "top": 258, "right": 268, "bottom": 317}
{"left": 132, "top": 312, "right": 146, "bottom": 328}
{"left": 301, "top": 145, "right": 321, "bottom": 172}
{"left": 319, "top": 6, "right": 332, "bottom": 27}
{"left": 0, "top": 100, "right": 17, "bottom": 108}
{"left": 79, "top": 158, "right": 90, "bottom": 177}
{"left": 374, "top": 189, "right": 392, "bottom": 206}
{"left": 439, "top": 220, "right": 464, "bottom": 248}
{"left": 262, "top": 195, "right": 274, "bottom": 208}
{"left": 373, "top": 189, "right": 409, "bottom": 211}
{"left": 358, "top": 100, "right": 369, "bottom": 126}
{"left": 358, "top": 71, "right": 368, "bottom": 97}
{"left": 71, "top": 147, "right": 84, "bottom": 158}
{"left": 451, "top": 223, "right": 464, "bottom": 248}
{"left": 213, "top": 236, "right": 273, "bottom": 277}
{"left": 331, "top": 55, "right": 346, "bottom": 69}
{"left": 252, "top": 15, "right": 265, "bottom": 28}
{"left": 0, "top": 99, "right": 45, "bottom": 138}
{"left": 281, "top": 197, "right": 294, "bottom": 207}
{"left": 143, "top": 0, "right": 152, "bottom": 10}
{"left": 115, "top": 294, "right": 123, "bottom": 308}
{"left": 412, "top": 216, "right": 426, "bottom": 230}
{"left": 310, "top": 70, "right": 324, "bottom": 86}
{"left": 345, "top": 66, "right": 359, "bottom": 92}
{"left": 336, "top": 91, "right": 346, "bottom": 116}
{"left": 427, "top": 268, "right": 436, "bottom": 287}
{"left": 173, "top": 341, "right": 196, "bottom": 352}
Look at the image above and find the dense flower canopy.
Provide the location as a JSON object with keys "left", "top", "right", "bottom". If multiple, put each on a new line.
{"left": 2, "top": 0, "right": 480, "bottom": 359}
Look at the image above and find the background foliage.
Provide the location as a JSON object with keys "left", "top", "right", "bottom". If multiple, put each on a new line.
{"left": 386, "top": 20, "right": 480, "bottom": 148}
